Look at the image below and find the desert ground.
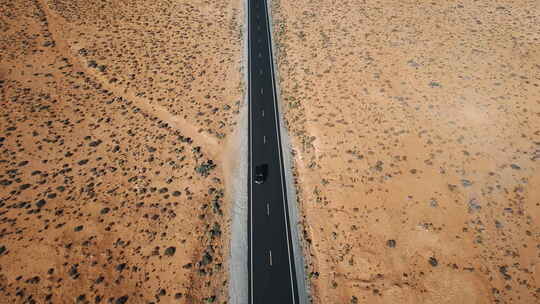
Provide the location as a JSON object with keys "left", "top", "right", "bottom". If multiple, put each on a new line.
{"left": 2, "top": 0, "right": 540, "bottom": 303}
{"left": 0, "top": 0, "right": 242, "bottom": 303}
{"left": 272, "top": 0, "right": 539, "bottom": 303}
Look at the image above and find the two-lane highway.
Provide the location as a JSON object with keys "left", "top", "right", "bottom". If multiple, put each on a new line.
{"left": 247, "top": 0, "right": 299, "bottom": 303}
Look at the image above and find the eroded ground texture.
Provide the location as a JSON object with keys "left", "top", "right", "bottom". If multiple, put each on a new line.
{"left": 0, "top": 0, "right": 242, "bottom": 302}
{"left": 272, "top": 0, "right": 539, "bottom": 303}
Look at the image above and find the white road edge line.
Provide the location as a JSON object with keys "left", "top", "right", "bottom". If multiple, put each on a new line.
{"left": 263, "top": 0, "right": 297, "bottom": 302}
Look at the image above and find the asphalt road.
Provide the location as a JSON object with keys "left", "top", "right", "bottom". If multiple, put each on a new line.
{"left": 247, "top": 0, "right": 299, "bottom": 303}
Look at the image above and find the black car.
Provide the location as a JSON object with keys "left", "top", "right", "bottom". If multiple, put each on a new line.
{"left": 254, "top": 164, "right": 268, "bottom": 184}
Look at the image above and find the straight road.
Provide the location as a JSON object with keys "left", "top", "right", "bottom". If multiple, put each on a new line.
{"left": 247, "top": 0, "right": 299, "bottom": 303}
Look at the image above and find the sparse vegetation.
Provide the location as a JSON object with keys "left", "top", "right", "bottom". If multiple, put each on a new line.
{"left": 0, "top": 0, "right": 243, "bottom": 302}
{"left": 196, "top": 160, "right": 217, "bottom": 177}
{"left": 272, "top": 0, "right": 540, "bottom": 303}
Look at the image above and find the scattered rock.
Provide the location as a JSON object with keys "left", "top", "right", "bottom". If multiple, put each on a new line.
{"left": 468, "top": 198, "right": 482, "bottom": 214}
{"left": 116, "top": 263, "right": 126, "bottom": 272}
{"left": 461, "top": 179, "right": 473, "bottom": 187}
{"left": 499, "top": 266, "right": 512, "bottom": 280}
{"left": 164, "top": 246, "right": 176, "bottom": 256}
{"left": 510, "top": 164, "right": 521, "bottom": 170}
{"left": 36, "top": 199, "right": 47, "bottom": 208}
{"left": 115, "top": 296, "right": 129, "bottom": 304}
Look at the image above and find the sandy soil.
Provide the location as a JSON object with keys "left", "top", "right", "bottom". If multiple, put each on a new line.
{"left": 271, "top": 0, "right": 540, "bottom": 303}
{"left": 0, "top": 0, "right": 242, "bottom": 303}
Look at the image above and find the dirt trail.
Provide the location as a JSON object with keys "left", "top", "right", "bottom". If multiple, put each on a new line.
{"left": 35, "top": 0, "right": 220, "bottom": 154}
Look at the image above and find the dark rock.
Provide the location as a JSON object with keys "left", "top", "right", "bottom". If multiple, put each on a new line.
{"left": 36, "top": 199, "right": 47, "bottom": 208}
{"left": 201, "top": 251, "right": 213, "bottom": 266}
{"left": 468, "top": 198, "right": 481, "bottom": 214}
{"left": 89, "top": 140, "right": 102, "bottom": 147}
{"left": 116, "top": 263, "right": 127, "bottom": 272}
{"left": 115, "top": 296, "right": 129, "bottom": 304}
{"left": 210, "top": 223, "right": 221, "bottom": 237}
{"left": 461, "top": 179, "right": 473, "bottom": 187}
{"left": 499, "top": 266, "right": 512, "bottom": 280}
{"left": 69, "top": 264, "right": 79, "bottom": 279}
{"left": 164, "top": 246, "right": 176, "bottom": 257}
{"left": 26, "top": 276, "right": 40, "bottom": 284}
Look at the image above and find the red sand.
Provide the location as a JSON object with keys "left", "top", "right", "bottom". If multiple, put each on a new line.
{"left": 0, "top": 0, "right": 243, "bottom": 302}
{"left": 272, "top": 0, "right": 540, "bottom": 303}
